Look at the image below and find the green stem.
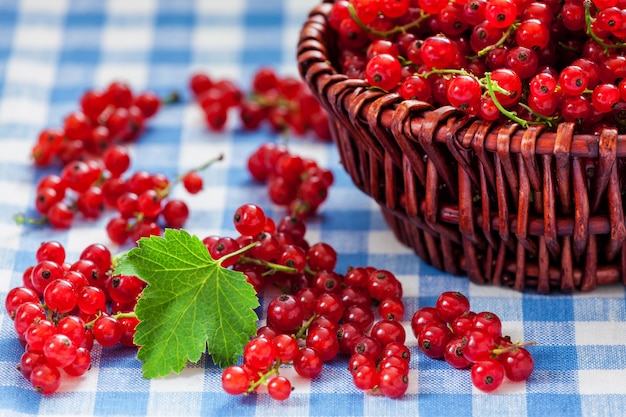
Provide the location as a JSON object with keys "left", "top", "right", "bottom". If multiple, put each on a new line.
{"left": 491, "top": 340, "right": 537, "bottom": 356}
{"left": 516, "top": 102, "right": 561, "bottom": 127}
{"left": 476, "top": 23, "right": 519, "bottom": 57}
{"left": 347, "top": 4, "right": 430, "bottom": 39}
{"left": 111, "top": 250, "right": 130, "bottom": 269}
{"left": 13, "top": 212, "right": 47, "bottom": 226}
{"left": 158, "top": 153, "right": 225, "bottom": 198}
{"left": 238, "top": 255, "right": 299, "bottom": 275}
{"left": 483, "top": 72, "right": 531, "bottom": 128}
{"left": 217, "top": 241, "right": 259, "bottom": 265}
{"left": 246, "top": 366, "right": 280, "bottom": 394}
{"left": 583, "top": 0, "right": 626, "bottom": 52}
{"left": 294, "top": 314, "right": 319, "bottom": 340}
{"left": 162, "top": 91, "right": 181, "bottom": 105}
{"left": 113, "top": 311, "right": 138, "bottom": 320}
{"left": 418, "top": 68, "right": 470, "bottom": 79}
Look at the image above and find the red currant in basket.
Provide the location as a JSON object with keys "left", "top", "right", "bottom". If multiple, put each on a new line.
{"left": 485, "top": 0, "right": 517, "bottom": 28}
{"left": 447, "top": 75, "right": 482, "bottom": 111}
{"left": 420, "top": 35, "right": 459, "bottom": 69}
{"left": 365, "top": 53, "right": 402, "bottom": 91}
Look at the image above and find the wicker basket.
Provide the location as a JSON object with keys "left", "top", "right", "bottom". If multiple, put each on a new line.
{"left": 297, "top": 2, "right": 626, "bottom": 293}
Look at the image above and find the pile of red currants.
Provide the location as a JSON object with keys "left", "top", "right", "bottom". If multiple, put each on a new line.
{"left": 31, "top": 81, "right": 169, "bottom": 168}
{"left": 189, "top": 67, "right": 331, "bottom": 140}
{"left": 6, "top": 241, "right": 141, "bottom": 394}
{"left": 328, "top": 0, "right": 626, "bottom": 131}
{"left": 246, "top": 142, "right": 334, "bottom": 220}
{"left": 411, "top": 291, "right": 534, "bottom": 392}
{"left": 217, "top": 204, "right": 410, "bottom": 400}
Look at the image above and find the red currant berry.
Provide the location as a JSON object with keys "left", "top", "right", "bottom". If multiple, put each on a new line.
{"left": 221, "top": 365, "right": 251, "bottom": 395}
{"left": 233, "top": 204, "right": 266, "bottom": 237}
{"left": 471, "top": 358, "right": 505, "bottom": 392}
{"left": 266, "top": 294, "right": 305, "bottom": 333}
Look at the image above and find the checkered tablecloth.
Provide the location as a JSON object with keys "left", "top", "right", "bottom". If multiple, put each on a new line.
{"left": 1, "top": 1, "right": 625, "bottom": 416}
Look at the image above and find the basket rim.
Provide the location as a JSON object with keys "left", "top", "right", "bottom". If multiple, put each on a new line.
{"left": 297, "top": 2, "right": 626, "bottom": 159}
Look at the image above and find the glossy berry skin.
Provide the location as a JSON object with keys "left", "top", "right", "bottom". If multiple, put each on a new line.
{"left": 365, "top": 53, "right": 402, "bottom": 91}
{"left": 444, "top": 338, "right": 472, "bottom": 369}
{"left": 306, "top": 242, "right": 337, "bottom": 272}
{"left": 379, "top": 366, "right": 409, "bottom": 398}
{"left": 233, "top": 204, "right": 266, "bottom": 237}
{"left": 352, "top": 335, "right": 383, "bottom": 362}
{"left": 63, "top": 346, "right": 92, "bottom": 377}
{"left": 25, "top": 320, "right": 56, "bottom": 352}
{"left": 36, "top": 241, "right": 66, "bottom": 265}
{"left": 421, "top": 35, "right": 458, "bottom": 69}
{"left": 471, "top": 358, "right": 505, "bottom": 392}
{"left": 272, "top": 334, "right": 299, "bottom": 362}
{"left": 293, "top": 347, "right": 323, "bottom": 379}
{"left": 559, "top": 65, "right": 589, "bottom": 96}
{"left": 462, "top": 328, "right": 496, "bottom": 363}
{"left": 30, "top": 261, "right": 64, "bottom": 295}
{"left": 337, "top": 322, "right": 364, "bottom": 355}
{"left": 489, "top": 68, "right": 522, "bottom": 107}
{"left": 378, "top": 297, "right": 405, "bottom": 321}
{"left": 418, "top": 322, "right": 454, "bottom": 360}
{"left": 485, "top": 0, "right": 517, "bottom": 28}
{"left": 435, "top": 291, "right": 471, "bottom": 323}
{"left": 5, "top": 286, "right": 39, "bottom": 318}
{"left": 161, "top": 199, "right": 190, "bottom": 229}
{"left": 411, "top": 306, "right": 441, "bottom": 337}
{"left": 92, "top": 315, "right": 122, "bottom": 347}
{"left": 447, "top": 75, "right": 482, "bottom": 111}
{"left": 352, "top": 364, "right": 379, "bottom": 390}
{"left": 221, "top": 365, "right": 250, "bottom": 395}
{"left": 43, "top": 279, "right": 78, "bottom": 313}
{"left": 243, "top": 337, "right": 276, "bottom": 370}
{"left": 13, "top": 302, "right": 47, "bottom": 336}
{"left": 368, "top": 269, "right": 401, "bottom": 302}
{"left": 267, "top": 376, "right": 292, "bottom": 401}
{"left": 30, "top": 363, "right": 62, "bottom": 395}
{"left": 314, "top": 292, "right": 344, "bottom": 323}
{"left": 43, "top": 334, "right": 77, "bottom": 368}
{"left": 19, "top": 349, "right": 47, "bottom": 379}
{"left": 370, "top": 320, "right": 406, "bottom": 346}
{"left": 472, "top": 311, "right": 502, "bottom": 338}
{"left": 182, "top": 171, "right": 203, "bottom": 194}
{"left": 266, "top": 294, "right": 304, "bottom": 332}
{"left": 306, "top": 326, "right": 340, "bottom": 362}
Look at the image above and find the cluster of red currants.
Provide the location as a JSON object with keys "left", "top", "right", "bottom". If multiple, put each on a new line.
{"left": 246, "top": 142, "right": 334, "bottom": 220}
{"left": 31, "top": 81, "right": 169, "bottom": 168}
{"left": 219, "top": 204, "right": 409, "bottom": 400}
{"left": 189, "top": 67, "right": 331, "bottom": 140}
{"left": 5, "top": 241, "right": 142, "bottom": 394}
{"left": 24, "top": 79, "right": 213, "bottom": 235}
{"left": 102, "top": 152, "right": 223, "bottom": 245}
{"left": 411, "top": 291, "right": 534, "bottom": 392}
{"left": 328, "top": 0, "right": 626, "bottom": 131}
{"left": 26, "top": 141, "right": 222, "bottom": 242}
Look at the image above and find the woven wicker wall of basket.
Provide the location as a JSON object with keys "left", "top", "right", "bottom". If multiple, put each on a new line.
{"left": 297, "top": 1, "right": 626, "bottom": 293}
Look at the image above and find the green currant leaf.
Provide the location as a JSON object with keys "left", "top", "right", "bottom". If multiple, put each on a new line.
{"left": 113, "top": 228, "right": 260, "bottom": 378}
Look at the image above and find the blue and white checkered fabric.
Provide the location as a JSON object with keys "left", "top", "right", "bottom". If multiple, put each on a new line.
{"left": 1, "top": 1, "right": 625, "bottom": 416}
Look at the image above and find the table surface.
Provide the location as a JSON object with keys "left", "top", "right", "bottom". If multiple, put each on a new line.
{"left": 1, "top": 1, "right": 625, "bottom": 416}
